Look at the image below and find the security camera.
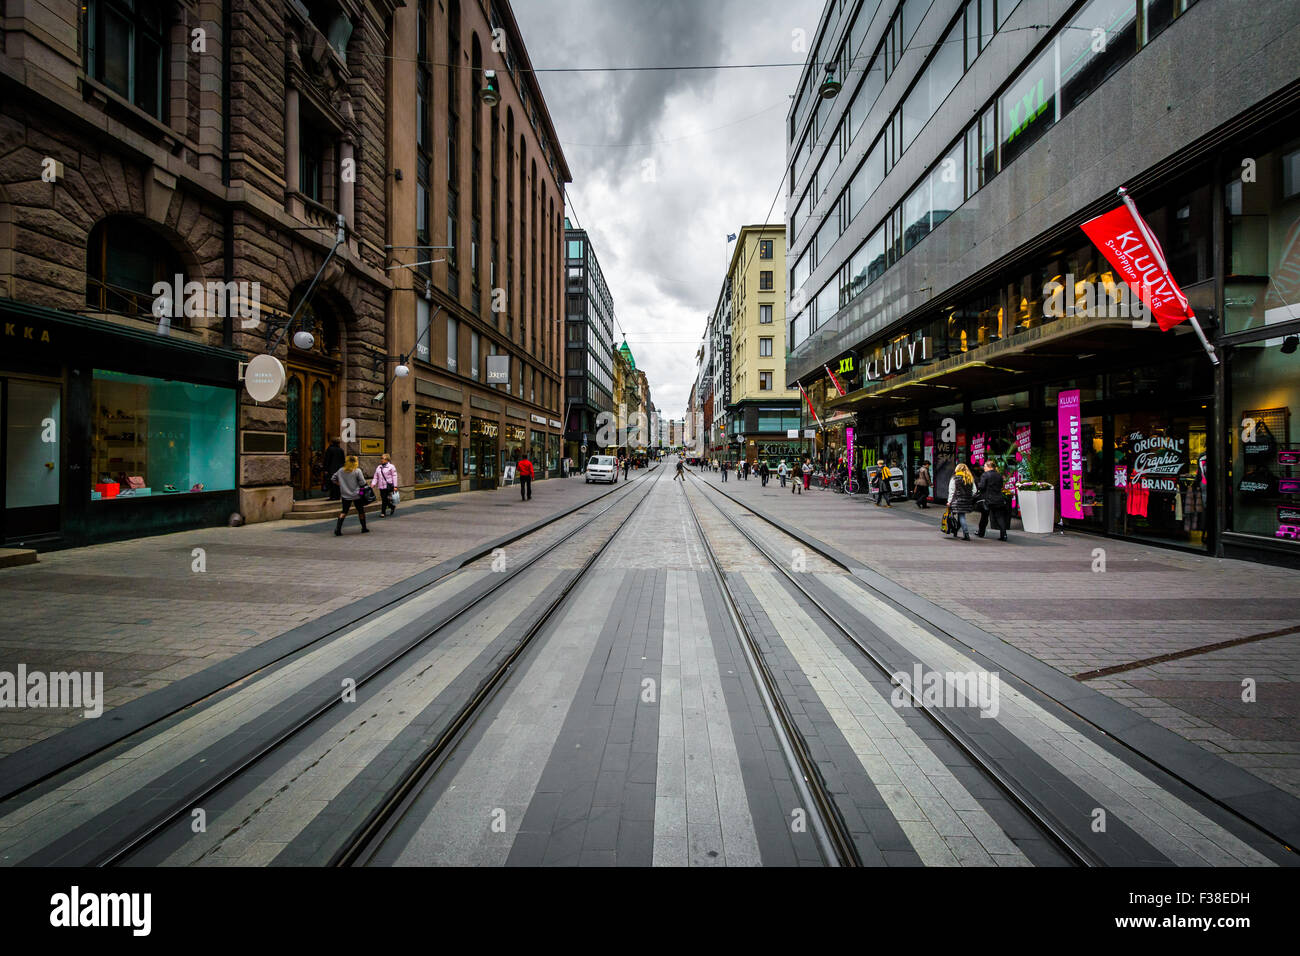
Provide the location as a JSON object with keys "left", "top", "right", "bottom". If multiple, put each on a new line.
{"left": 373, "top": 391, "right": 385, "bottom": 404}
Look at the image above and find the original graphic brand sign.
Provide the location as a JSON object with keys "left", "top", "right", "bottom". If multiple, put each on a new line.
{"left": 1128, "top": 431, "right": 1187, "bottom": 490}
{"left": 1278, "top": 477, "right": 1300, "bottom": 495}
{"left": 1278, "top": 450, "right": 1300, "bottom": 466}
{"left": 863, "top": 338, "right": 931, "bottom": 382}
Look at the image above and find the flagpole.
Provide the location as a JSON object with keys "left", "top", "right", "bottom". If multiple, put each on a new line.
{"left": 1116, "top": 187, "right": 1219, "bottom": 366}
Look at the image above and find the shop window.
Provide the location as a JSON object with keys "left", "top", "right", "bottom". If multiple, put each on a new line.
{"left": 1229, "top": 339, "right": 1300, "bottom": 541}
{"left": 414, "top": 409, "right": 460, "bottom": 488}
{"left": 1113, "top": 411, "right": 1208, "bottom": 548}
{"left": 91, "top": 371, "right": 236, "bottom": 499}
{"left": 85, "top": 217, "right": 186, "bottom": 323}
{"left": 85, "top": 0, "right": 166, "bottom": 120}
{"left": 1224, "top": 141, "right": 1300, "bottom": 334}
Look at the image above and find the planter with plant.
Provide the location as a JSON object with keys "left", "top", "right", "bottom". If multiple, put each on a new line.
{"left": 1017, "top": 447, "right": 1056, "bottom": 533}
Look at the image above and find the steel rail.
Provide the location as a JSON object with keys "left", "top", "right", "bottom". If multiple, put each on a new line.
{"left": 686, "top": 471, "right": 1098, "bottom": 868}
{"left": 92, "top": 470, "right": 661, "bottom": 867}
{"left": 677, "top": 474, "right": 859, "bottom": 867}
{"left": 337, "top": 466, "right": 667, "bottom": 866}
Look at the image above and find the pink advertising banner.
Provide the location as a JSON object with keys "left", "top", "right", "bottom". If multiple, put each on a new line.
{"left": 846, "top": 427, "right": 855, "bottom": 471}
{"left": 1058, "top": 390, "right": 1084, "bottom": 519}
{"left": 971, "top": 433, "right": 986, "bottom": 466}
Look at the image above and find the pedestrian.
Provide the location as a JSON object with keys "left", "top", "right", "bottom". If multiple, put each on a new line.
{"left": 517, "top": 454, "right": 534, "bottom": 500}
{"left": 947, "top": 463, "right": 976, "bottom": 540}
{"left": 802, "top": 457, "right": 812, "bottom": 491}
{"left": 371, "top": 452, "right": 400, "bottom": 517}
{"left": 976, "top": 460, "right": 1009, "bottom": 541}
{"left": 721, "top": 460, "right": 729, "bottom": 482}
{"left": 759, "top": 461, "right": 769, "bottom": 486}
{"left": 778, "top": 460, "right": 788, "bottom": 487}
{"left": 323, "top": 436, "right": 345, "bottom": 500}
{"left": 675, "top": 459, "right": 686, "bottom": 481}
{"left": 332, "top": 455, "right": 370, "bottom": 536}
{"left": 792, "top": 460, "right": 802, "bottom": 495}
{"left": 914, "top": 462, "right": 931, "bottom": 509}
{"left": 623, "top": 457, "right": 630, "bottom": 480}
{"left": 875, "top": 462, "right": 893, "bottom": 507}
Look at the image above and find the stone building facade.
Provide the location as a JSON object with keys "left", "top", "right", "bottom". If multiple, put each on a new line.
{"left": 0, "top": 0, "right": 397, "bottom": 546}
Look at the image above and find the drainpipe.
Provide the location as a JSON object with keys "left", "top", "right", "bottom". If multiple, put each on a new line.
{"left": 221, "top": 0, "right": 233, "bottom": 348}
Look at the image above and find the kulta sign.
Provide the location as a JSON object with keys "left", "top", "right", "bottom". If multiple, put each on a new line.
{"left": 864, "top": 338, "right": 932, "bottom": 382}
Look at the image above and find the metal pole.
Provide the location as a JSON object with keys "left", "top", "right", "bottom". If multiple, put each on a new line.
{"left": 1116, "top": 187, "right": 1219, "bottom": 366}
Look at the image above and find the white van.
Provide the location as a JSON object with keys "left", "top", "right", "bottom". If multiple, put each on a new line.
{"left": 586, "top": 455, "right": 618, "bottom": 484}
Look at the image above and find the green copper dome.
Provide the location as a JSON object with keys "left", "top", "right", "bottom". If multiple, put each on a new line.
{"left": 619, "top": 339, "right": 636, "bottom": 370}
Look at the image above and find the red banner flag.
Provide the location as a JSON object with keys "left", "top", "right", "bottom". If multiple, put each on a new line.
{"left": 824, "top": 364, "right": 846, "bottom": 397}
{"left": 1080, "top": 200, "right": 1192, "bottom": 332}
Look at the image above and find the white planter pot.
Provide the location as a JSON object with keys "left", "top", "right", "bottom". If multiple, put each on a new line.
{"left": 1018, "top": 488, "right": 1056, "bottom": 534}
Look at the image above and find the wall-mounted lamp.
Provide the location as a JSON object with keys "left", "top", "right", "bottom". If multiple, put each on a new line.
{"left": 401, "top": 400, "right": 412, "bottom": 413}
{"left": 393, "top": 168, "right": 403, "bottom": 181}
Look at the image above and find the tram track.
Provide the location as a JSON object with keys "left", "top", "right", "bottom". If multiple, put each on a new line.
{"left": 681, "top": 470, "right": 1096, "bottom": 867}
{"left": 335, "top": 466, "right": 667, "bottom": 867}
{"left": 0, "top": 469, "right": 662, "bottom": 867}
{"left": 676, "top": 472, "right": 858, "bottom": 866}
{"left": 0, "top": 468, "right": 661, "bottom": 809}
{"left": 689, "top": 471, "right": 1299, "bottom": 865}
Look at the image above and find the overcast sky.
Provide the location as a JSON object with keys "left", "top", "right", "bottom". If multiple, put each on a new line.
{"left": 511, "top": 0, "right": 825, "bottom": 420}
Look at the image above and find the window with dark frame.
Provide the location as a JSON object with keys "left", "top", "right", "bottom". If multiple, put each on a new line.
{"left": 85, "top": 0, "right": 166, "bottom": 120}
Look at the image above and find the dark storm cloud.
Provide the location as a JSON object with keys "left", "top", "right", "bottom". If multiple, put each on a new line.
{"left": 517, "top": 0, "right": 727, "bottom": 176}
{"left": 511, "top": 0, "right": 825, "bottom": 415}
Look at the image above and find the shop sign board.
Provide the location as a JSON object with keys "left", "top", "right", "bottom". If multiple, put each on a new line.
{"left": 1058, "top": 389, "right": 1084, "bottom": 519}
{"left": 244, "top": 354, "right": 285, "bottom": 402}
{"left": 359, "top": 438, "right": 384, "bottom": 454}
{"left": 863, "top": 338, "right": 932, "bottom": 382}
{"left": 486, "top": 355, "right": 510, "bottom": 385}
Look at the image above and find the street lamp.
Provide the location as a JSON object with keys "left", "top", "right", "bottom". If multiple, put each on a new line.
{"left": 819, "top": 65, "right": 842, "bottom": 99}
{"left": 480, "top": 70, "right": 501, "bottom": 107}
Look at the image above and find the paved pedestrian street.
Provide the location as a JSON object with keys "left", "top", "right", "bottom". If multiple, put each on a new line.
{"left": 1, "top": 463, "right": 1296, "bottom": 870}
{"left": 694, "top": 471, "right": 1300, "bottom": 803}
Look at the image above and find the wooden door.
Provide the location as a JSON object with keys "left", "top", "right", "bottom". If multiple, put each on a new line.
{"left": 286, "top": 363, "right": 338, "bottom": 498}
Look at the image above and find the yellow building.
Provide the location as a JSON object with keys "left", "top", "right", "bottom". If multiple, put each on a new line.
{"left": 727, "top": 225, "right": 803, "bottom": 465}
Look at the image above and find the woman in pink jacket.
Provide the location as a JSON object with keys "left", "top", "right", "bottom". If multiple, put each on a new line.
{"left": 371, "top": 453, "right": 400, "bottom": 517}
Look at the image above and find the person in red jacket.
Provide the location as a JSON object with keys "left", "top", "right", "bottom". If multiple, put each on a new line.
{"left": 517, "top": 455, "right": 534, "bottom": 501}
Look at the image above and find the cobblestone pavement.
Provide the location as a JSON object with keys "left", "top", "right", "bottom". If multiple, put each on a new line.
{"left": 693, "top": 469, "right": 1300, "bottom": 800}
{"left": 0, "top": 470, "right": 656, "bottom": 756}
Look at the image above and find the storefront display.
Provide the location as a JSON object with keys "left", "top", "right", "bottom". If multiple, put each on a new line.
{"left": 469, "top": 417, "right": 499, "bottom": 490}
{"left": 90, "top": 370, "right": 236, "bottom": 500}
{"left": 414, "top": 408, "right": 460, "bottom": 491}
{"left": 1229, "top": 339, "right": 1299, "bottom": 541}
{"left": 503, "top": 423, "right": 527, "bottom": 471}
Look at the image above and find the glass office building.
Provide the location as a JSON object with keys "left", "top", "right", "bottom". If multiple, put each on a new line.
{"left": 786, "top": 0, "right": 1300, "bottom": 566}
